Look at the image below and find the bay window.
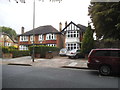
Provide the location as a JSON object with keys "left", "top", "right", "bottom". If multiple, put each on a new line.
{"left": 66, "top": 43, "right": 79, "bottom": 50}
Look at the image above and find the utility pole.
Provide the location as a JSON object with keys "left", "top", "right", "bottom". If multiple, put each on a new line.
{"left": 32, "top": 0, "right": 35, "bottom": 62}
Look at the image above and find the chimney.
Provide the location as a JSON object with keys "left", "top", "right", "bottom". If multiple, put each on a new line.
{"left": 21, "top": 27, "right": 24, "bottom": 34}
{"left": 65, "top": 21, "right": 67, "bottom": 27}
{"left": 59, "top": 22, "right": 62, "bottom": 32}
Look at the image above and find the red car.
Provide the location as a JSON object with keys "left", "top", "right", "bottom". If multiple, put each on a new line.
{"left": 87, "top": 48, "right": 120, "bottom": 76}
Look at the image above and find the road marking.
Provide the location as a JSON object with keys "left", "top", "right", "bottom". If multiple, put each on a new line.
{"left": 68, "top": 62, "right": 77, "bottom": 66}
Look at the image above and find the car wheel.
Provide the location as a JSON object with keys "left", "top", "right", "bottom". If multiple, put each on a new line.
{"left": 99, "top": 65, "right": 111, "bottom": 76}
{"left": 68, "top": 56, "right": 71, "bottom": 59}
{"left": 75, "top": 55, "right": 79, "bottom": 59}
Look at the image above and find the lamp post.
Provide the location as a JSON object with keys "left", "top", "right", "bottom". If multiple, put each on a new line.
{"left": 32, "top": 0, "right": 35, "bottom": 62}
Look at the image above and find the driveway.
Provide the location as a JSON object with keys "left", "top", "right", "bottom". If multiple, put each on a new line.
{"left": 1, "top": 56, "right": 88, "bottom": 68}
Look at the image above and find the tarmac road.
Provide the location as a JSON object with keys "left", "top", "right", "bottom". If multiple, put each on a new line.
{"left": 2, "top": 65, "right": 119, "bottom": 88}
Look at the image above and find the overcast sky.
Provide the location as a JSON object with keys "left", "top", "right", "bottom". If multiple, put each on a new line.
{"left": 0, "top": 0, "right": 91, "bottom": 34}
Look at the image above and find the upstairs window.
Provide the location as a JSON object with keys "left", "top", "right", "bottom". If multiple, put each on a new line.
{"left": 66, "top": 31, "right": 79, "bottom": 38}
{"left": 46, "top": 34, "right": 56, "bottom": 40}
{"left": 39, "top": 35, "right": 43, "bottom": 41}
{"left": 30, "top": 35, "right": 34, "bottom": 42}
{"left": 20, "top": 36, "right": 28, "bottom": 42}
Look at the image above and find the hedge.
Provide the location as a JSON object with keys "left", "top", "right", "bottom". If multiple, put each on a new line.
{"left": 1, "top": 46, "right": 30, "bottom": 58}
{"left": 10, "top": 49, "right": 30, "bottom": 58}
{"left": 29, "top": 45, "right": 60, "bottom": 58}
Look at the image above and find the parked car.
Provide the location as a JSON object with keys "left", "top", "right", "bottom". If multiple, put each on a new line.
{"left": 66, "top": 49, "right": 81, "bottom": 59}
{"left": 87, "top": 48, "right": 120, "bottom": 76}
{"left": 59, "top": 48, "right": 67, "bottom": 56}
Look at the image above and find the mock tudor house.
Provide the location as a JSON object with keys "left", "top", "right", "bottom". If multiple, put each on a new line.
{"left": 0, "top": 32, "right": 17, "bottom": 47}
{"left": 61, "top": 21, "right": 86, "bottom": 50}
{"left": 18, "top": 26, "right": 64, "bottom": 50}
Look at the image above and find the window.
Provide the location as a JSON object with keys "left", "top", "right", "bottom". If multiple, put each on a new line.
{"left": 94, "top": 50, "right": 110, "bottom": 57}
{"left": 39, "top": 35, "right": 43, "bottom": 41}
{"left": 66, "top": 31, "right": 79, "bottom": 38}
{"left": 66, "top": 43, "right": 79, "bottom": 50}
{"left": 46, "top": 34, "right": 56, "bottom": 40}
{"left": 20, "top": 36, "right": 28, "bottom": 42}
{"left": 30, "top": 35, "right": 34, "bottom": 42}
{"left": 19, "top": 45, "right": 28, "bottom": 50}
{"left": 110, "top": 50, "right": 120, "bottom": 57}
{"left": 47, "top": 44, "right": 56, "bottom": 47}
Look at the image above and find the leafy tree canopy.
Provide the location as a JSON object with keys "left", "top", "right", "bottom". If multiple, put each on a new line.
{"left": 88, "top": 2, "right": 120, "bottom": 40}
{"left": 81, "top": 25, "right": 94, "bottom": 55}
{"left": 0, "top": 26, "right": 17, "bottom": 40}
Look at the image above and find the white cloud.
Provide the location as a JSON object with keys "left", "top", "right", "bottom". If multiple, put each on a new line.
{"left": 0, "top": 0, "right": 91, "bottom": 34}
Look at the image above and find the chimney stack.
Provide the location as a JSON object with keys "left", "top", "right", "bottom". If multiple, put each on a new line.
{"left": 21, "top": 27, "right": 24, "bottom": 34}
{"left": 59, "top": 22, "right": 62, "bottom": 32}
{"left": 65, "top": 21, "right": 67, "bottom": 27}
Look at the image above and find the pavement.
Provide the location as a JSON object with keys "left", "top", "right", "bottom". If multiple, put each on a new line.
{"left": 1, "top": 56, "right": 88, "bottom": 69}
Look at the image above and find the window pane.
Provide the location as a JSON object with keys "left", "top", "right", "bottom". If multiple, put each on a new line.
{"left": 110, "top": 50, "right": 120, "bottom": 57}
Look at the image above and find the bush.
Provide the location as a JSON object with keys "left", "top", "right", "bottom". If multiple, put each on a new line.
{"left": 29, "top": 45, "right": 60, "bottom": 58}
{"left": 1, "top": 46, "right": 30, "bottom": 58}
{"left": 11, "top": 50, "right": 30, "bottom": 58}
{"left": 2, "top": 46, "right": 9, "bottom": 53}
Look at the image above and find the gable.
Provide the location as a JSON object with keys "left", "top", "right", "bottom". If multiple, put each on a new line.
{"left": 61, "top": 21, "right": 86, "bottom": 33}
{"left": 1, "top": 32, "right": 15, "bottom": 43}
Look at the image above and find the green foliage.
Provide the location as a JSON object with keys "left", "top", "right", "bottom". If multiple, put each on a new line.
{"left": 89, "top": 2, "right": 120, "bottom": 40}
{"left": 0, "top": 26, "right": 17, "bottom": 40}
{"left": 2, "top": 47, "right": 9, "bottom": 53}
{"left": 1, "top": 46, "right": 30, "bottom": 58}
{"left": 10, "top": 49, "right": 30, "bottom": 58}
{"left": 29, "top": 45, "right": 60, "bottom": 58}
{"left": 81, "top": 25, "right": 94, "bottom": 55}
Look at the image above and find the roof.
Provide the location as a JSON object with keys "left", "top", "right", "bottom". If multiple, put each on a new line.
{"left": 19, "top": 25, "right": 60, "bottom": 36}
{"left": 0, "top": 32, "right": 16, "bottom": 43}
{"left": 61, "top": 21, "right": 87, "bottom": 32}
{"left": 77, "top": 24, "right": 86, "bottom": 32}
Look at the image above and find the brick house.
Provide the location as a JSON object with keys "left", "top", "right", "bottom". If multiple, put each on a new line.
{"left": 18, "top": 25, "right": 64, "bottom": 50}
{"left": 0, "top": 32, "right": 17, "bottom": 47}
{"left": 61, "top": 21, "right": 86, "bottom": 50}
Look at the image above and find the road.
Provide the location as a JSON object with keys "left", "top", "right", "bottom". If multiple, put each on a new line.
{"left": 2, "top": 65, "right": 120, "bottom": 88}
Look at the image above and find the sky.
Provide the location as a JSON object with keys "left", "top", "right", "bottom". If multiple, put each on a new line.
{"left": 0, "top": 0, "right": 91, "bottom": 34}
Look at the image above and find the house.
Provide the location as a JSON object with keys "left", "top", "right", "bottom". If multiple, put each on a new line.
{"left": 61, "top": 21, "right": 86, "bottom": 50}
{"left": 0, "top": 32, "right": 17, "bottom": 47}
{"left": 18, "top": 25, "right": 64, "bottom": 50}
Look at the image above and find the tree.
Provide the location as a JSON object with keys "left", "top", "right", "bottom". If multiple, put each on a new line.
{"left": 81, "top": 25, "right": 94, "bottom": 55}
{"left": 0, "top": 26, "right": 17, "bottom": 40}
{"left": 88, "top": 2, "right": 120, "bottom": 40}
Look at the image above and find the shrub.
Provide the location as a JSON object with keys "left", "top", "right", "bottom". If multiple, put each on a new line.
{"left": 29, "top": 45, "right": 60, "bottom": 58}
{"left": 2, "top": 46, "right": 9, "bottom": 53}
{"left": 11, "top": 50, "right": 30, "bottom": 58}
{"left": 1, "top": 46, "right": 30, "bottom": 58}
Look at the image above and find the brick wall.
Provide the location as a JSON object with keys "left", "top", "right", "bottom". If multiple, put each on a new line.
{"left": 18, "top": 34, "right": 62, "bottom": 48}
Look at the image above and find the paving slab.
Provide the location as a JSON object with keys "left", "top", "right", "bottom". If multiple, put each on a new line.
{"left": 1, "top": 56, "right": 88, "bottom": 69}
